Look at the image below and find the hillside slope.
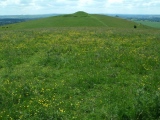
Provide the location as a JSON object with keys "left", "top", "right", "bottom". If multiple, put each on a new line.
{"left": 0, "top": 11, "right": 148, "bottom": 30}
{"left": 92, "top": 14, "right": 149, "bottom": 28}
{"left": 0, "top": 27, "right": 160, "bottom": 119}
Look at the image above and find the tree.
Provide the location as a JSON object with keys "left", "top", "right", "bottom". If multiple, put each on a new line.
{"left": 134, "top": 25, "right": 137, "bottom": 29}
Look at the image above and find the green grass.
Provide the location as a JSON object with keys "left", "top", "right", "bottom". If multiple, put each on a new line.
{"left": 92, "top": 15, "right": 149, "bottom": 28}
{"left": 0, "top": 11, "right": 150, "bottom": 30}
{"left": 0, "top": 27, "right": 160, "bottom": 119}
{"left": 134, "top": 20, "right": 160, "bottom": 29}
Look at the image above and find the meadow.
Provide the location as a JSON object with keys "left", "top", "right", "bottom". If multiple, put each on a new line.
{"left": 134, "top": 20, "right": 160, "bottom": 29}
{"left": 0, "top": 27, "right": 160, "bottom": 120}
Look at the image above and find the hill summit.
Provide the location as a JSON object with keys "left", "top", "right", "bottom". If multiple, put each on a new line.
{"left": 62, "top": 11, "right": 89, "bottom": 17}
{"left": 72, "top": 11, "right": 89, "bottom": 17}
{"left": 1, "top": 11, "right": 148, "bottom": 29}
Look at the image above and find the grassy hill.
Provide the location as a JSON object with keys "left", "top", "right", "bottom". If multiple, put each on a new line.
{"left": 0, "top": 11, "right": 159, "bottom": 119}
{"left": 134, "top": 20, "right": 160, "bottom": 29}
{"left": 0, "top": 11, "right": 149, "bottom": 30}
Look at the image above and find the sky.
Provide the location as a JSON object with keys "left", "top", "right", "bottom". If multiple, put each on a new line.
{"left": 0, "top": 0, "right": 160, "bottom": 15}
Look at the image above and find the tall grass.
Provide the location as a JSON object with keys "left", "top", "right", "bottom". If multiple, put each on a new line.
{"left": 0, "top": 27, "right": 160, "bottom": 119}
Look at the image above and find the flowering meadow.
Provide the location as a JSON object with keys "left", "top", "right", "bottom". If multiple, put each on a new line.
{"left": 0, "top": 27, "right": 160, "bottom": 119}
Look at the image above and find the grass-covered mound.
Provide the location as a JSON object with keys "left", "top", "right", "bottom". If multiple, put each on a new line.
{"left": 0, "top": 11, "right": 149, "bottom": 29}
{"left": 64, "top": 11, "right": 89, "bottom": 17}
{"left": 0, "top": 27, "right": 160, "bottom": 119}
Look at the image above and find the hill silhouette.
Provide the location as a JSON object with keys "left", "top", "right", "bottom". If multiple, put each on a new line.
{"left": 1, "top": 11, "right": 149, "bottom": 29}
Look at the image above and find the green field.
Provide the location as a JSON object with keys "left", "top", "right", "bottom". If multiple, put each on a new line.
{"left": 134, "top": 20, "right": 160, "bottom": 29}
{"left": 1, "top": 11, "right": 150, "bottom": 30}
{"left": 0, "top": 12, "right": 160, "bottom": 119}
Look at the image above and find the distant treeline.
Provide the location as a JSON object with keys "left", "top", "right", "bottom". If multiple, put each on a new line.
{"left": 112, "top": 14, "right": 160, "bottom": 22}
{"left": 0, "top": 14, "right": 60, "bottom": 26}
{"left": 128, "top": 17, "right": 160, "bottom": 22}
{"left": 0, "top": 18, "right": 30, "bottom": 26}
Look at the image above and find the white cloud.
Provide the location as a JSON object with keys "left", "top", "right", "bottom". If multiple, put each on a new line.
{"left": 78, "top": 0, "right": 94, "bottom": 6}
{"left": 0, "top": 0, "right": 160, "bottom": 15}
{"left": 0, "top": 0, "right": 20, "bottom": 7}
{"left": 142, "top": 0, "right": 160, "bottom": 7}
{"left": 107, "top": 0, "right": 124, "bottom": 4}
